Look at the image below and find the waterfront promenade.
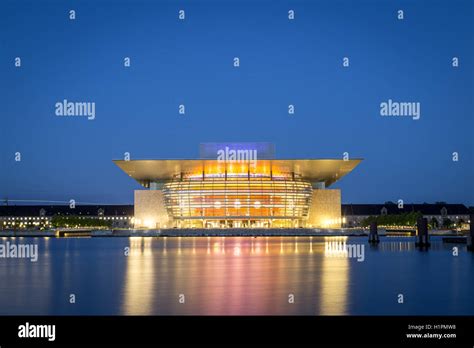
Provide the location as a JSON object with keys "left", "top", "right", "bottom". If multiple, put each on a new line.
{"left": 0, "top": 228, "right": 374, "bottom": 237}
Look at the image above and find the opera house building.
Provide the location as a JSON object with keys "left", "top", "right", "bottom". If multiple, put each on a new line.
{"left": 114, "top": 143, "right": 361, "bottom": 229}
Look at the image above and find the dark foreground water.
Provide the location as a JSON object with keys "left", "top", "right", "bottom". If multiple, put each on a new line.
{"left": 0, "top": 236, "right": 473, "bottom": 315}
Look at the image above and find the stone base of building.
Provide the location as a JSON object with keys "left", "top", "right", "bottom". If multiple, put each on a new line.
{"left": 307, "top": 189, "right": 341, "bottom": 228}
{"left": 134, "top": 190, "right": 171, "bottom": 228}
{"left": 134, "top": 188, "right": 342, "bottom": 229}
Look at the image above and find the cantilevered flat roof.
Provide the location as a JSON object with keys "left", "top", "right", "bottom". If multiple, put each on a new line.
{"left": 114, "top": 159, "right": 362, "bottom": 187}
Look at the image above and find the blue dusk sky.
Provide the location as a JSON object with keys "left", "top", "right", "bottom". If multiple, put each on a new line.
{"left": 0, "top": 0, "right": 473, "bottom": 205}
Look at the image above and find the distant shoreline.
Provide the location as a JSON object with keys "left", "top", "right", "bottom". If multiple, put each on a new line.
{"left": 1, "top": 228, "right": 372, "bottom": 238}
{"left": 0, "top": 228, "right": 461, "bottom": 238}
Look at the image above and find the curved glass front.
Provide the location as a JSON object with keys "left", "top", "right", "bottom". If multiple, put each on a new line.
{"left": 163, "top": 175, "right": 312, "bottom": 227}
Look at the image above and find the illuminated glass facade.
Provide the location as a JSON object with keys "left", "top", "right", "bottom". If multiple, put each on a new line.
{"left": 162, "top": 173, "right": 313, "bottom": 227}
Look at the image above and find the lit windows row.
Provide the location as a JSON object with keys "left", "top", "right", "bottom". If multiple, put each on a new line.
{"left": 1, "top": 216, "right": 133, "bottom": 220}
{"left": 163, "top": 179, "right": 313, "bottom": 219}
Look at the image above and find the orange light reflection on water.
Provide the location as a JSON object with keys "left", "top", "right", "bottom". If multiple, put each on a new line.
{"left": 121, "top": 236, "right": 351, "bottom": 315}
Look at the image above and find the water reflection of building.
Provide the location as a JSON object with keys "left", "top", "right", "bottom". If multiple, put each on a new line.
{"left": 119, "top": 236, "right": 352, "bottom": 315}
{"left": 123, "top": 237, "right": 155, "bottom": 315}
{"left": 319, "top": 237, "right": 349, "bottom": 315}
{"left": 0, "top": 238, "right": 53, "bottom": 314}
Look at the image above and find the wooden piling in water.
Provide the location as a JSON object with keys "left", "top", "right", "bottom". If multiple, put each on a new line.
{"left": 415, "top": 217, "right": 430, "bottom": 248}
{"left": 368, "top": 221, "right": 380, "bottom": 244}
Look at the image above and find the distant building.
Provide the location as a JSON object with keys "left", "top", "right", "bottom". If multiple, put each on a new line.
{"left": 0, "top": 205, "right": 134, "bottom": 229}
{"left": 2, "top": 203, "right": 469, "bottom": 230}
{"left": 342, "top": 203, "right": 470, "bottom": 227}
